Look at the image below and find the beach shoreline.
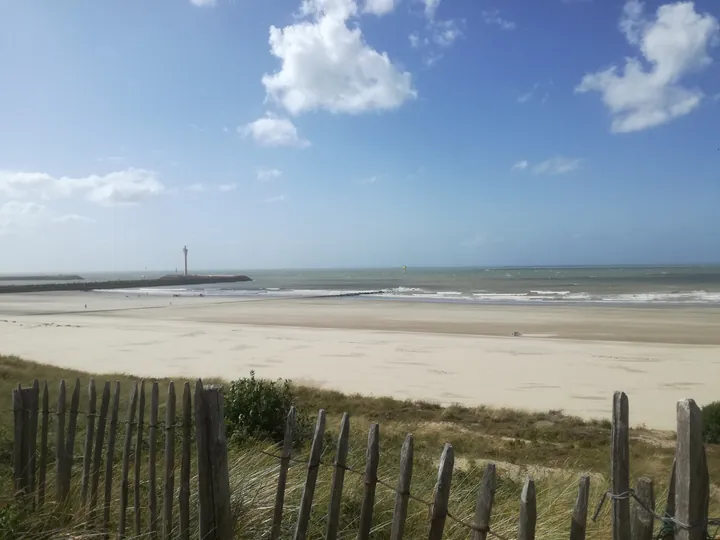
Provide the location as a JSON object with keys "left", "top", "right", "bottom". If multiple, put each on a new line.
{"left": 1, "top": 291, "right": 718, "bottom": 429}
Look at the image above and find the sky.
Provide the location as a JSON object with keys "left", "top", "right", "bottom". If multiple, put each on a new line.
{"left": 1, "top": 0, "right": 720, "bottom": 272}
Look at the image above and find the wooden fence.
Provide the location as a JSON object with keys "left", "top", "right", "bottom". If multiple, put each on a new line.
{"left": 11, "top": 380, "right": 718, "bottom": 540}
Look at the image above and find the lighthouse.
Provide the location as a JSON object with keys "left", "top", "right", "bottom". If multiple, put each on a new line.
{"left": 183, "top": 245, "right": 188, "bottom": 276}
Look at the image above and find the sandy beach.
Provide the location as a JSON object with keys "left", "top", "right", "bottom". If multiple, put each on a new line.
{"left": 1, "top": 291, "right": 719, "bottom": 429}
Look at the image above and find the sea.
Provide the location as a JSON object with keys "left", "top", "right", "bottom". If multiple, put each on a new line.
{"left": 71, "top": 265, "right": 720, "bottom": 306}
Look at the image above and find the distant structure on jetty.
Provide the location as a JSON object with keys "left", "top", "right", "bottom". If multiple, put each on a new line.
{"left": 183, "top": 245, "right": 189, "bottom": 276}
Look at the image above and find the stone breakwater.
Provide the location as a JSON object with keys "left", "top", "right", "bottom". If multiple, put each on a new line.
{"left": 0, "top": 274, "right": 252, "bottom": 294}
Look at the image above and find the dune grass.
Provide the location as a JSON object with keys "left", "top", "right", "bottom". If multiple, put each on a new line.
{"left": 0, "top": 355, "right": 716, "bottom": 539}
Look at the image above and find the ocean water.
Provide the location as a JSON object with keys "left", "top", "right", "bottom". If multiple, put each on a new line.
{"left": 88, "top": 266, "right": 720, "bottom": 306}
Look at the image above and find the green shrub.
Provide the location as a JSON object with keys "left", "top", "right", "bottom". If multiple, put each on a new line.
{"left": 225, "top": 371, "right": 309, "bottom": 446}
{"left": 702, "top": 401, "right": 720, "bottom": 444}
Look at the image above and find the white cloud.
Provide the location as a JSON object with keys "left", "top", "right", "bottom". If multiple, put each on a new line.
{"left": 533, "top": 157, "right": 582, "bottom": 175}
{"left": 53, "top": 214, "right": 96, "bottom": 225}
{"left": 261, "top": 0, "right": 416, "bottom": 115}
{"left": 185, "top": 183, "right": 205, "bottom": 193}
{"left": 363, "top": 0, "right": 395, "bottom": 15}
{"left": 242, "top": 113, "right": 310, "bottom": 148}
{"left": 576, "top": 1, "right": 719, "bottom": 133}
{"left": 257, "top": 168, "right": 283, "bottom": 183}
{"left": 0, "top": 168, "right": 165, "bottom": 206}
{"left": 511, "top": 160, "right": 529, "bottom": 171}
{"left": 408, "top": 0, "right": 462, "bottom": 65}
{"left": 265, "top": 194, "right": 287, "bottom": 203}
{"left": 190, "top": 0, "right": 216, "bottom": 7}
{"left": 430, "top": 19, "right": 462, "bottom": 47}
{"left": 0, "top": 201, "right": 46, "bottom": 234}
{"left": 482, "top": 10, "right": 516, "bottom": 31}
{"left": 218, "top": 183, "right": 237, "bottom": 192}
{"left": 423, "top": 0, "right": 440, "bottom": 20}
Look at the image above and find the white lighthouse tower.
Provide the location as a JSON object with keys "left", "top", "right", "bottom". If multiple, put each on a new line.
{"left": 183, "top": 245, "right": 188, "bottom": 276}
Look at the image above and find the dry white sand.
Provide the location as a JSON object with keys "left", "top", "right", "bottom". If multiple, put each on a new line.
{"left": 1, "top": 291, "right": 719, "bottom": 429}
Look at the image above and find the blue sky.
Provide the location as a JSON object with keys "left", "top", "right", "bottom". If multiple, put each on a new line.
{"left": 1, "top": 0, "right": 719, "bottom": 272}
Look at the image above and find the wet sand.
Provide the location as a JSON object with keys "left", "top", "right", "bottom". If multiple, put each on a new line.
{"left": 1, "top": 292, "right": 719, "bottom": 429}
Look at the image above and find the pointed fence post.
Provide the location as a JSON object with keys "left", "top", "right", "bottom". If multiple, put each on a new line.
{"left": 631, "top": 477, "right": 654, "bottom": 540}
{"left": 390, "top": 434, "right": 414, "bottom": 540}
{"left": 89, "top": 381, "right": 111, "bottom": 523}
{"left": 358, "top": 423, "right": 381, "bottom": 540}
{"left": 428, "top": 443, "right": 454, "bottom": 540}
{"left": 518, "top": 477, "right": 536, "bottom": 540}
{"left": 270, "top": 406, "right": 296, "bottom": 540}
{"left": 163, "top": 382, "right": 177, "bottom": 540}
{"left": 326, "top": 413, "right": 350, "bottom": 540}
{"left": 81, "top": 379, "right": 97, "bottom": 510}
{"left": 64, "top": 378, "right": 81, "bottom": 495}
{"left": 675, "top": 399, "right": 708, "bottom": 540}
{"left": 293, "top": 409, "right": 326, "bottom": 540}
{"left": 26, "top": 381, "right": 39, "bottom": 500}
{"left": 56, "top": 380, "right": 67, "bottom": 503}
{"left": 38, "top": 382, "right": 49, "bottom": 508}
{"left": 472, "top": 463, "right": 497, "bottom": 540}
{"left": 12, "top": 386, "right": 25, "bottom": 498}
{"left": 195, "top": 381, "right": 232, "bottom": 540}
{"left": 612, "top": 392, "right": 630, "bottom": 540}
{"left": 570, "top": 475, "right": 590, "bottom": 540}
{"left": 179, "top": 382, "right": 192, "bottom": 540}
{"left": 118, "top": 382, "right": 139, "bottom": 538}
{"left": 134, "top": 381, "right": 146, "bottom": 537}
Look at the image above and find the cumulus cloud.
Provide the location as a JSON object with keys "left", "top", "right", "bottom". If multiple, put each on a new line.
{"left": 190, "top": 0, "right": 216, "bottom": 7}
{"left": 261, "top": 0, "right": 416, "bottom": 115}
{"left": 533, "top": 157, "right": 582, "bottom": 175}
{"left": 511, "top": 160, "right": 529, "bottom": 171}
{"left": 242, "top": 113, "right": 310, "bottom": 148}
{"left": 256, "top": 168, "right": 283, "bottom": 183}
{"left": 0, "top": 168, "right": 165, "bottom": 206}
{"left": 0, "top": 201, "right": 46, "bottom": 234}
{"left": 362, "top": 0, "right": 395, "bottom": 15}
{"left": 576, "top": 1, "right": 719, "bottom": 133}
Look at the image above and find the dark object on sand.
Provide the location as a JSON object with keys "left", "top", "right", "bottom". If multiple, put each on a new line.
{"left": 512, "top": 331, "right": 522, "bottom": 337}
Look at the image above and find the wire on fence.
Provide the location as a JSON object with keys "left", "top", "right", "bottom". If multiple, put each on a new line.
{"left": 593, "top": 489, "right": 720, "bottom": 540}
{"left": 9, "top": 407, "right": 192, "bottom": 430}
{"left": 257, "top": 448, "right": 512, "bottom": 540}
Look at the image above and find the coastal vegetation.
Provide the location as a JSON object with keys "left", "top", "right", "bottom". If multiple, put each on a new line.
{"left": 0, "top": 355, "right": 717, "bottom": 539}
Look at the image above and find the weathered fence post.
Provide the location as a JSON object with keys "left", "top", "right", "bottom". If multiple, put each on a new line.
{"left": 89, "top": 381, "right": 111, "bottom": 522}
{"left": 81, "top": 379, "right": 97, "bottom": 509}
{"left": 163, "top": 382, "right": 177, "bottom": 540}
{"left": 103, "top": 381, "right": 121, "bottom": 539}
{"left": 326, "top": 412, "right": 350, "bottom": 540}
{"left": 65, "top": 378, "right": 81, "bottom": 494}
{"left": 631, "top": 477, "right": 654, "bottom": 540}
{"left": 26, "top": 380, "right": 39, "bottom": 499}
{"left": 38, "top": 382, "right": 49, "bottom": 508}
{"left": 293, "top": 409, "right": 326, "bottom": 540}
{"left": 612, "top": 391, "right": 630, "bottom": 540}
{"left": 390, "top": 434, "right": 414, "bottom": 540}
{"left": 570, "top": 475, "right": 590, "bottom": 540}
{"left": 135, "top": 381, "right": 146, "bottom": 537}
{"left": 675, "top": 399, "right": 708, "bottom": 540}
{"left": 149, "top": 381, "right": 160, "bottom": 539}
{"left": 195, "top": 381, "right": 232, "bottom": 540}
{"left": 428, "top": 443, "right": 454, "bottom": 540}
{"left": 179, "top": 382, "right": 192, "bottom": 540}
{"left": 658, "top": 460, "right": 676, "bottom": 540}
{"left": 358, "top": 423, "right": 381, "bottom": 540}
{"left": 518, "top": 477, "right": 536, "bottom": 540}
{"left": 56, "top": 380, "right": 67, "bottom": 502}
{"left": 270, "top": 406, "right": 296, "bottom": 540}
{"left": 118, "top": 381, "right": 139, "bottom": 538}
{"left": 471, "top": 463, "right": 497, "bottom": 540}
{"left": 12, "top": 386, "right": 25, "bottom": 497}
